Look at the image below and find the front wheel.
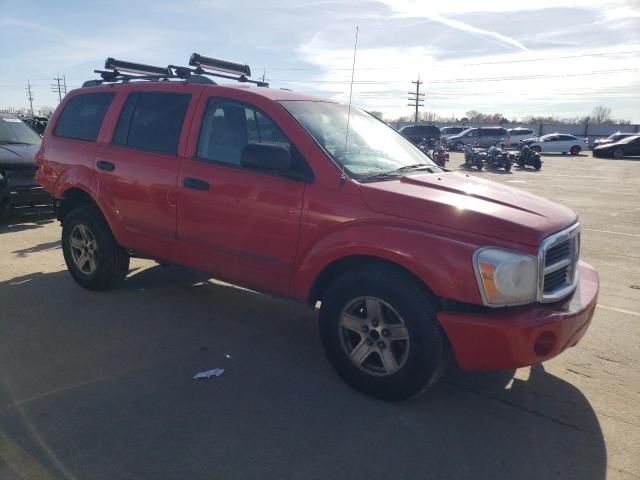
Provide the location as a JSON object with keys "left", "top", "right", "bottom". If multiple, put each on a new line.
{"left": 570, "top": 146, "right": 581, "bottom": 155}
{"left": 453, "top": 141, "right": 463, "bottom": 151}
{"left": 62, "top": 205, "right": 130, "bottom": 290}
{"left": 319, "top": 266, "right": 448, "bottom": 401}
{"left": 613, "top": 149, "right": 624, "bottom": 159}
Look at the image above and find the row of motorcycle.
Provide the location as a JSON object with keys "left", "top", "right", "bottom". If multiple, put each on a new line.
{"left": 417, "top": 139, "right": 542, "bottom": 172}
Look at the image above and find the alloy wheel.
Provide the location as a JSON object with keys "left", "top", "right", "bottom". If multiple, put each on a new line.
{"left": 338, "top": 296, "right": 410, "bottom": 376}
{"left": 69, "top": 224, "right": 99, "bottom": 275}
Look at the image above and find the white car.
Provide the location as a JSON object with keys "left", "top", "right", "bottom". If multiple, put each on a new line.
{"left": 506, "top": 128, "right": 536, "bottom": 147}
{"left": 523, "top": 133, "right": 589, "bottom": 155}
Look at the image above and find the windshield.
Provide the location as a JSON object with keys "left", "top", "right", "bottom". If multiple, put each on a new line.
{"left": 280, "top": 101, "right": 437, "bottom": 179}
{"left": 0, "top": 117, "right": 42, "bottom": 145}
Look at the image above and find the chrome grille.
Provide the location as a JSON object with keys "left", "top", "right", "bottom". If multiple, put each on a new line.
{"left": 539, "top": 224, "right": 580, "bottom": 302}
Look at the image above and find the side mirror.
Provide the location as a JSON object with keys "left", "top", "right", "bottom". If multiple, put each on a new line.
{"left": 241, "top": 143, "right": 291, "bottom": 172}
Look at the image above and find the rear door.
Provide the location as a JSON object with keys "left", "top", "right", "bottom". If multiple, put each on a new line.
{"left": 177, "top": 95, "right": 311, "bottom": 295}
{"left": 94, "top": 85, "right": 199, "bottom": 258}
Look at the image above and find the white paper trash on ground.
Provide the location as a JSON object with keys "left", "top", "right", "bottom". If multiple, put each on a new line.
{"left": 193, "top": 368, "right": 225, "bottom": 379}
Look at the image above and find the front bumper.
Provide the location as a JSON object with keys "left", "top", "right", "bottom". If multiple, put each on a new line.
{"left": 437, "top": 261, "right": 599, "bottom": 370}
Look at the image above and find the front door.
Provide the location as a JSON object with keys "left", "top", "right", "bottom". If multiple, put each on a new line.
{"left": 177, "top": 96, "right": 310, "bottom": 296}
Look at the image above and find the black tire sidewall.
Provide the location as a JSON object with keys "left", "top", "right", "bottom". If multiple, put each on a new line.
{"left": 61, "top": 206, "right": 128, "bottom": 290}
{"left": 319, "top": 266, "right": 446, "bottom": 401}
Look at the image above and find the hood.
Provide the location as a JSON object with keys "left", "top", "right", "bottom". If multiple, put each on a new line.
{"left": 0, "top": 144, "right": 39, "bottom": 167}
{"left": 594, "top": 138, "right": 633, "bottom": 150}
{"left": 359, "top": 172, "right": 577, "bottom": 247}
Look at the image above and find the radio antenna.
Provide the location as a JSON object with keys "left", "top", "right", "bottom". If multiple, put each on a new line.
{"left": 344, "top": 26, "right": 359, "bottom": 153}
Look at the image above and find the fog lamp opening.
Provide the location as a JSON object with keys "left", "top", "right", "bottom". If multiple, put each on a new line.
{"left": 534, "top": 331, "right": 556, "bottom": 356}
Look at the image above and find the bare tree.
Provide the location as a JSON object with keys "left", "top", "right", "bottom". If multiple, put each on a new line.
{"left": 591, "top": 105, "right": 612, "bottom": 124}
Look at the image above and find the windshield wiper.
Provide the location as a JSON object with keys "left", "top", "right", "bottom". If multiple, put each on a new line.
{"left": 392, "top": 164, "right": 438, "bottom": 173}
{"left": 360, "top": 164, "right": 438, "bottom": 183}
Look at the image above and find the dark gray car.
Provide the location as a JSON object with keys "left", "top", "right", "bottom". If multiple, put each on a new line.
{"left": 0, "top": 114, "right": 51, "bottom": 217}
{"left": 446, "top": 127, "right": 508, "bottom": 150}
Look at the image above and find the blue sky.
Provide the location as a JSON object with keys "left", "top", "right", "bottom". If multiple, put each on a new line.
{"left": 1, "top": 0, "right": 639, "bottom": 121}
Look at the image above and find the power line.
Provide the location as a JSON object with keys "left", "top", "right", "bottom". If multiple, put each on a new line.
{"left": 407, "top": 76, "right": 424, "bottom": 123}
{"left": 258, "top": 49, "right": 640, "bottom": 71}
{"left": 268, "top": 67, "right": 638, "bottom": 85}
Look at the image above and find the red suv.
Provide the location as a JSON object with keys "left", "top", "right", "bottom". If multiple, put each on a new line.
{"left": 37, "top": 65, "right": 598, "bottom": 400}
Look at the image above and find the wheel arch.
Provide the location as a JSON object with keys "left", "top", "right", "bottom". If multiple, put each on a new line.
{"left": 308, "top": 254, "right": 435, "bottom": 306}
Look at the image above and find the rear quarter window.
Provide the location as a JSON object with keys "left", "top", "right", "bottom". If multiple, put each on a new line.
{"left": 113, "top": 92, "right": 191, "bottom": 155}
{"left": 54, "top": 92, "right": 115, "bottom": 142}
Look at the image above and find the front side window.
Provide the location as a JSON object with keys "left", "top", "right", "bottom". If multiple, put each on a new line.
{"left": 113, "top": 92, "right": 191, "bottom": 155}
{"left": 55, "top": 92, "right": 115, "bottom": 142}
{"left": 196, "top": 98, "right": 311, "bottom": 180}
{"left": 280, "top": 100, "right": 438, "bottom": 179}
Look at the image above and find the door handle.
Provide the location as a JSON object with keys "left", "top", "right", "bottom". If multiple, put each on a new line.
{"left": 183, "top": 177, "right": 210, "bottom": 191}
{"left": 96, "top": 160, "right": 115, "bottom": 172}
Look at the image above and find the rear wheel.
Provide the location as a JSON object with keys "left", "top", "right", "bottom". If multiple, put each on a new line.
{"left": 61, "top": 205, "right": 130, "bottom": 290}
{"left": 613, "top": 149, "right": 624, "bottom": 159}
{"left": 570, "top": 146, "right": 581, "bottom": 155}
{"left": 319, "top": 265, "right": 448, "bottom": 401}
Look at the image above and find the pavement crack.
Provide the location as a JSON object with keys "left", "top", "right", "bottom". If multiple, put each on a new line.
{"left": 444, "top": 380, "right": 594, "bottom": 434}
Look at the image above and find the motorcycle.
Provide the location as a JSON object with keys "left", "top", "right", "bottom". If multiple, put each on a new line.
{"left": 417, "top": 137, "right": 437, "bottom": 155}
{"left": 432, "top": 145, "right": 449, "bottom": 168}
{"left": 515, "top": 144, "right": 542, "bottom": 170}
{"left": 464, "top": 144, "right": 484, "bottom": 170}
{"left": 486, "top": 141, "right": 513, "bottom": 172}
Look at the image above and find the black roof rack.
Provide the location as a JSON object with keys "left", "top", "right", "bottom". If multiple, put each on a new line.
{"left": 82, "top": 54, "right": 268, "bottom": 88}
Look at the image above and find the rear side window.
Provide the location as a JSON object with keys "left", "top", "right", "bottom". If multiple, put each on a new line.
{"left": 55, "top": 93, "right": 115, "bottom": 142}
{"left": 113, "top": 92, "right": 191, "bottom": 155}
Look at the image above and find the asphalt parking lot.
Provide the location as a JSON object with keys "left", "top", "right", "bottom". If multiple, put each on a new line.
{"left": 1, "top": 151, "right": 639, "bottom": 480}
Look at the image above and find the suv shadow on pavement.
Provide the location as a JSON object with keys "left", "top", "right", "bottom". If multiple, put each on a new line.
{"left": 0, "top": 267, "right": 606, "bottom": 480}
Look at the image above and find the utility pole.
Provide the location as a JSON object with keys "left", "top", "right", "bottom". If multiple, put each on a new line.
{"left": 25, "top": 81, "right": 34, "bottom": 117}
{"left": 51, "top": 76, "right": 64, "bottom": 102}
{"left": 63, "top": 75, "right": 67, "bottom": 95}
{"left": 407, "top": 76, "right": 424, "bottom": 124}
{"left": 261, "top": 69, "right": 266, "bottom": 83}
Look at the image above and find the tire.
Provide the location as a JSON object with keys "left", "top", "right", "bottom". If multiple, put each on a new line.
{"left": 504, "top": 163, "right": 512, "bottom": 172}
{"left": 453, "top": 141, "right": 463, "bottom": 151}
{"left": 533, "top": 158, "right": 542, "bottom": 170}
{"left": 61, "top": 205, "right": 130, "bottom": 290}
{"left": 570, "top": 146, "right": 581, "bottom": 155}
{"left": 531, "top": 146, "right": 541, "bottom": 153}
{"left": 319, "top": 265, "right": 448, "bottom": 401}
{"left": 613, "top": 149, "right": 624, "bottom": 159}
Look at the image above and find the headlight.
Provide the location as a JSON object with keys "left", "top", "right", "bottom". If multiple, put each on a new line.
{"left": 473, "top": 248, "right": 538, "bottom": 306}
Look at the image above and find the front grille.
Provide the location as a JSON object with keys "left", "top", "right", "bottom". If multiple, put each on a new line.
{"left": 545, "top": 240, "right": 570, "bottom": 267}
{"left": 539, "top": 225, "right": 580, "bottom": 302}
{"left": 4, "top": 167, "right": 38, "bottom": 188}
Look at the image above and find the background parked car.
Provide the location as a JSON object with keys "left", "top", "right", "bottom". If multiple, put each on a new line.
{"left": 0, "top": 113, "right": 51, "bottom": 217}
{"left": 398, "top": 124, "right": 441, "bottom": 145}
{"left": 440, "top": 126, "right": 470, "bottom": 139}
{"left": 446, "top": 126, "right": 508, "bottom": 150}
{"left": 593, "top": 135, "right": 640, "bottom": 159}
{"left": 507, "top": 127, "right": 536, "bottom": 147}
{"left": 521, "top": 133, "right": 588, "bottom": 155}
{"left": 592, "top": 132, "right": 636, "bottom": 149}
